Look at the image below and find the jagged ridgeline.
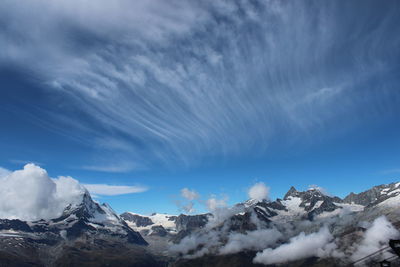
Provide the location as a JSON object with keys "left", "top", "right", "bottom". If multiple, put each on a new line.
{"left": 1, "top": 182, "right": 400, "bottom": 266}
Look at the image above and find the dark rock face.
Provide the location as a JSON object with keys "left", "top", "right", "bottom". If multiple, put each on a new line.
{"left": 0, "top": 236, "right": 166, "bottom": 267}
{"left": 0, "top": 219, "right": 32, "bottom": 232}
{"left": 54, "top": 243, "right": 168, "bottom": 267}
{"left": 120, "top": 212, "right": 155, "bottom": 227}
{"left": 149, "top": 225, "right": 168, "bottom": 237}
{"left": 344, "top": 189, "right": 381, "bottom": 206}
{"left": 168, "top": 214, "right": 209, "bottom": 244}
{"left": 343, "top": 182, "right": 400, "bottom": 207}
{"left": 175, "top": 214, "right": 209, "bottom": 232}
{"left": 266, "top": 199, "right": 287, "bottom": 211}
{"left": 281, "top": 187, "right": 343, "bottom": 219}
{"left": 284, "top": 186, "right": 299, "bottom": 200}
{"left": 228, "top": 212, "right": 258, "bottom": 232}
{"left": 307, "top": 200, "right": 340, "bottom": 220}
{"left": 253, "top": 201, "right": 281, "bottom": 219}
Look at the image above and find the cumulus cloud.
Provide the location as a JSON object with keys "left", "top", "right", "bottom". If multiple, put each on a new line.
{"left": 219, "top": 228, "right": 282, "bottom": 255}
{"left": 83, "top": 184, "right": 148, "bottom": 196}
{"left": 248, "top": 182, "right": 269, "bottom": 201}
{"left": 206, "top": 196, "right": 228, "bottom": 212}
{"left": 181, "top": 188, "right": 199, "bottom": 201}
{"left": 176, "top": 188, "right": 200, "bottom": 213}
{"left": 351, "top": 216, "right": 400, "bottom": 262}
{"left": 0, "top": 164, "right": 85, "bottom": 221}
{"left": 0, "top": 167, "right": 10, "bottom": 178}
{"left": 253, "top": 226, "right": 339, "bottom": 265}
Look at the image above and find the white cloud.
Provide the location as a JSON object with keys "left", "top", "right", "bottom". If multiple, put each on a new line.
{"left": 0, "top": 167, "right": 10, "bottom": 178}
{"left": 81, "top": 161, "right": 137, "bottom": 173}
{"left": 182, "top": 202, "right": 195, "bottom": 213}
{"left": 219, "top": 228, "right": 282, "bottom": 255}
{"left": 83, "top": 184, "right": 147, "bottom": 196}
{"left": 308, "top": 184, "right": 331, "bottom": 196}
{"left": 304, "top": 87, "right": 344, "bottom": 104}
{"left": 351, "top": 216, "right": 400, "bottom": 262}
{"left": 253, "top": 226, "right": 339, "bottom": 265}
{"left": 248, "top": 182, "right": 269, "bottom": 201}
{"left": 169, "top": 229, "right": 222, "bottom": 259}
{"left": 177, "top": 188, "right": 200, "bottom": 213}
{"left": 206, "top": 196, "right": 227, "bottom": 212}
{"left": 0, "top": 164, "right": 85, "bottom": 221}
{"left": 181, "top": 188, "right": 199, "bottom": 201}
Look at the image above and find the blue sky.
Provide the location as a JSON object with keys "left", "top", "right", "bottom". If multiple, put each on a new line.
{"left": 1, "top": 0, "right": 400, "bottom": 215}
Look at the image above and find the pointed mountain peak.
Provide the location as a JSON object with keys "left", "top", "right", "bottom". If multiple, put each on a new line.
{"left": 284, "top": 186, "right": 298, "bottom": 200}
{"left": 53, "top": 190, "right": 105, "bottom": 223}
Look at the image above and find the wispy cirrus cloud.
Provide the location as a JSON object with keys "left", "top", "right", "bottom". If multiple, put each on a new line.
{"left": 81, "top": 161, "right": 138, "bottom": 173}
{"left": 380, "top": 169, "right": 400, "bottom": 175}
{"left": 1, "top": 0, "right": 400, "bottom": 168}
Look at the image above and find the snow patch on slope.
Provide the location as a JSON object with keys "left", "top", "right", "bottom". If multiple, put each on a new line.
{"left": 125, "top": 212, "right": 177, "bottom": 232}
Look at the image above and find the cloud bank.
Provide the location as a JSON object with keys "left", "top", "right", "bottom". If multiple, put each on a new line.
{"left": 253, "top": 226, "right": 339, "bottom": 265}
{"left": 219, "top": 228, "right": 282, "bottom": 255}
{"left": 351, "top": 216, "right": 400, "bottom": 262}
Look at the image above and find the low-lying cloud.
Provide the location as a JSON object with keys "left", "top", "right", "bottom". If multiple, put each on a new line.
{"left": 220, "top": 228, "right": 282, "bottom": 255}
{"left": 253, "top": 226, "right": 339, "bottom": 265}
{"left": 351, "top": 216, "right": 400, "bottom": 262}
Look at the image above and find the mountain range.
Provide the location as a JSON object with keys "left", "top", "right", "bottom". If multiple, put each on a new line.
{"left": 1, "top": 182, "right": 400, "bottom": 266}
